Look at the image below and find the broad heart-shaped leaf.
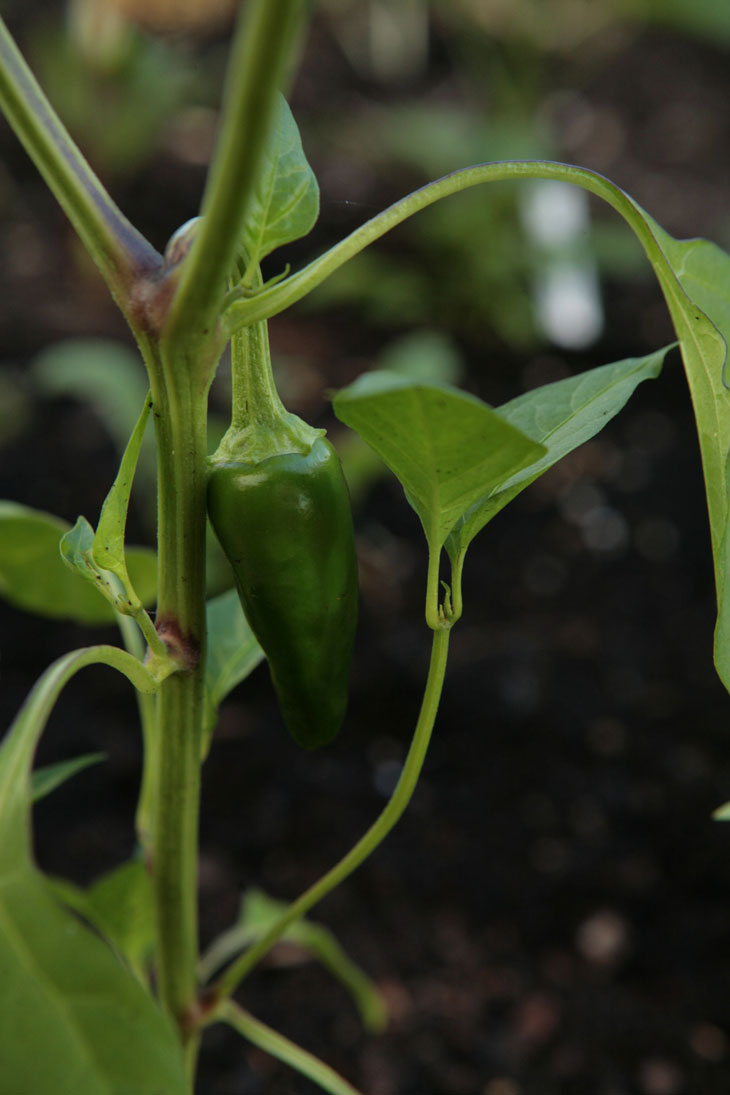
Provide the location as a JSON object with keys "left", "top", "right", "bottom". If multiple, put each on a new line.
{"left": 644, "top": 223, "right": 730, "bottom": 689}
{"left": 203, "top": 589, "right": 265, "bottom": 745}
{"left": 239, "top": 93, "right": 319, "bottom": 271}
{"left": 0, "top": 502, "right": 156, "bottom": 625}
{"left": 0, "top": 652, "right": 185, "bottom": 1094}
{"left": 333, "top": 372, "right": 546, "bottom": 553}
{"left": 445, "top": 347, "right": 671, "bottom": 561}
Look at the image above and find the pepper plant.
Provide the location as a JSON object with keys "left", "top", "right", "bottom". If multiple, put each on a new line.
{"left": 1, "top": 1, "right": 730, "bottom": 1093}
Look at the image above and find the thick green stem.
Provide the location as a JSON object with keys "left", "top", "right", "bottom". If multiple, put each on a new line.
{"left": 0, "top": 16, "right": 159, "bottom": 300}
{"left": 230, "top": 321, "right": 287, "bottom": 432}
{"left": 147, "top": 350, "right": 209, "bottom": 1038}
{"left": 214, "top": 319, "right": 321, "bottom": 465}
{"left": 208, "top": 627, "right": 450, "bottom": 1004}
{"left": 164, "top": 0, "right": 307, "bottom": 355}
{"left": 116, "top": 614, "right": 157, "bottom": 850}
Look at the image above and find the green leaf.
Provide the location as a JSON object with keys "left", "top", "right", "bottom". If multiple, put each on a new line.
{"left": 713, "top": 800, "right": 730, "bottom": 821}
{"left": 60, "top": 515, "right": 139, "bottom": 617}
{"left": 92, "top": 392, "right": 152, "bottom": 595}
{"left": 85, "top": 860, "right": 156, "bottom": 982}
{"left": 200, "top": 889, "right": 387, "bottom": 1034}
{"left": 332, "top": 371, "right": 546, "bottom": 553}
{"left": 642, "top": 224, "right": 730, "bottom": 689}
{"left": 0, "top": 502, "right": 155, "bottom": 625}
{"left": 44, "top": 860, "right": 156, "bottom": 984}
{"left": 0, "top": 648, "right": 181, "bottom": 1094}
{"left": 31, "top": 752, "right": 104, "bottom": 802}
{"left": 203, "top": 589, "right": 265, "bottom": 744}
{"left": 445, "top": 347, "right": 671, "bottom": 561}
{"left": 240, "top": 93, "right": 319, "bottom": 272}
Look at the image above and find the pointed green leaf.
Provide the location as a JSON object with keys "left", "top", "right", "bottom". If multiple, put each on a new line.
{"left": 638, "top": 225, "right": 730, "bottom": 688}
{"left": 333, "top": 371, "right": 546, "bottom": 553}
{"left": 0, "top": 648, "right": 181, "bottom": 1093}
{"left": 44, "top": 861, "right": 156, "bottom": 984}
{"left": 85, "top": 860, "right": 156, "bottom": 982}
{"left": 645, "top": 225, "right": 730, "bottom": 562}
{"left": 713, "top": 800, "right": 730, "bottom": 821}
{"left": 0, "top": 869, "right": 186, "bottom": 1094}
{"left": 60, "top": 516, "right": 137, "bottom": 616}
{"left": 240, "top": 94, "right": 319, "bottom": 271}
{"left": 92, "top": 393, "right": 152, "bottom": 592}
{"left": 446, "top": 347, "right": 671, "bottom": 560}
{"left": 203, "top": 589, "right": 265, "bottom": 743}
{"left": 0, "top": 502, "right": 155, "bottom": 625}
{"left": 32, "top": 752, "right": 104, "bottom": 802}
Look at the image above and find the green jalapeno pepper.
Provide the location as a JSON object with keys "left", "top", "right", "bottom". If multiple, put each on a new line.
{"left": 207, "top": 436, "right": 358, "bottom": 748}
{"left": 206, "top": 292, "right": 358, "bottom": 749}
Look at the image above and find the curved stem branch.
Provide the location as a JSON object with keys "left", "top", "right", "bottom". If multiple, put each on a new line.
{"left": 225, "top": 159, "right": 677, "bottom": 329}
{"left": 207, "top": 627, "right": 450, "bottom": 1004}
{"left": 216, "top": 1000, "right": 364, "bottom": 1095}
{"left": 0, "top": 17, "right": 159, "bottom": 299}
{"left": 1, "top": 645, "right": 156, "bottom": 860}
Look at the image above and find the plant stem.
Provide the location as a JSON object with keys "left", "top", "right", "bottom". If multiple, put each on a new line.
{"left": 225, "top": 159, "right": 680, "bottom": 329}
{"left": 146, "top": 347, "right": 209, "bottom": 1039}
{"left": 425, "top": 544, "right": 442, "bottom": 630}
{"left": 230, "top": 320, "right": 286, "bottom": 432}
{"left": 116, "top": 614, "right": 158, "bottom": 851}
{"left": 208, "top": 626, "right": 450, "bottom": 1004}
{"left": 213, "top": 318, "right": 321, "bottom": 466}
{"left": 164, "top": 0, "right": 307, "bottom": 356}
{"left": 217, "top": 1000, "right": 364, "bottom": 1095}
{"left": 0, "top": 16, "right": 159, "bottom": 298}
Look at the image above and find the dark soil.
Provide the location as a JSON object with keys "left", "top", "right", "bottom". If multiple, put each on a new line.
{"left": 1, "top": 7, "right": 730, "bottom": 1095}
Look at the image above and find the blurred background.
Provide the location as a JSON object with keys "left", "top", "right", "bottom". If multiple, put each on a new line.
{"left": 2, "top": 1, "right": 730, "bottom": 1092}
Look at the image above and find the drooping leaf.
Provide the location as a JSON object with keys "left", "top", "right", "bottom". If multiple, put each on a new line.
{"left": 32, "top": 751, "right": 104, "bottom": 802}
{"left": 445, "top": 347, "right": 671, "bottom": 562}
{"left": 0, "top": 502, "right": 156, "bottom": 624}
{"left": 0, "top": 649, "right": 183, "bottom": 1094}
{"left": 200, "top": 889, "right": 387, "bottom": 1034}
{"left": 203, "top": 589, "right": 265, "bottom": 742}
{"left": 336, "top": 332, "right": 465, "bottom": 505}
{"left": 239, "top": 93, "right": 319, "bottom": 271}
{"left": 333, "top": 371, "right": 545, "bottom": 554}
{"left": 641, "top": 223, "right": 730, "bottom": 689}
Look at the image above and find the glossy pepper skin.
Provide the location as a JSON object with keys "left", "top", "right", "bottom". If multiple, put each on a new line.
{"left": 207, "top": 437, "right": 358, "bottom": 749}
